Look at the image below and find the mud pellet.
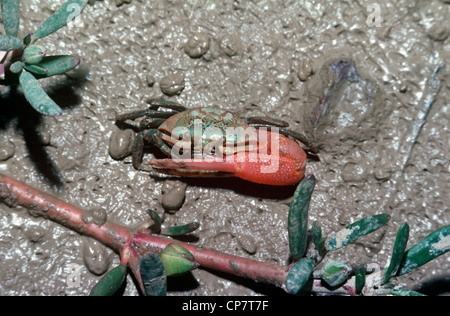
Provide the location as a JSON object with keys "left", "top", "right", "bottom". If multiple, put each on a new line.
{"left": 160, "top": 73, "right": 185, "bottom": 96}
{"left": 0, "top": 141, "right": 15, "bottom": 161}
{"left": 184, "top": 32, "right": 210, "bottom": 58}
{"left": 237, "top": 235, "right": 258, "bottom": 255}
{"left": 82, "top": 209, "right": 108, "bottom": 227}
{"left": 298, "top": 57, "right": 314, "bottom": 82}
{"left": 220, "top": 34, "right": 242, "bottom": 57}
{"left": 161, "top": 180, "right": 187, "bottom": 212}
{"left": 116, "top": 0, "right": 131, "bottom": 7}
{"left": 109, "top": 129, "right": 135, "bottom": 160}
{"left": 82, "top": 237, "right": 111, "bottom": 276}
{"left": 146, "top": 74, "right": 155, "bottom": 87}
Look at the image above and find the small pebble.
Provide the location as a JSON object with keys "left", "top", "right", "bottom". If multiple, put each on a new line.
{"left": 82, "top": 209, "right": 108, "bottom": 227}
{"left": 184, "top": 32, "right": 210, "bottom": 58}
{"left": 0, "top": 140, "right": 15, "bottom": 161}
{"left": 25, "top": 225, "right": 46, "bottom": 243}
{"left": 146, "top": 74, "right": 155, "bottom": 87}
{"left": 399, "top": 84, "right": 408, "bottom": 93}
{"left": 220, "top": 34, "right": 242, "bottom": 57}
{"left": 160, "top": 73, "right": 185, "bottom": 96}
{"left": 161, "top": 180, "right": 187, "bottom": 212}
{"left": 298, "top": 57, "right": 314, "bottom": 82}
{"left": 237, "top": 235, "right": 258, "bottom": 255}
{"left": 342, "top": 162, "right": 369, "bottom": 182}
{"left": 109, "top": 129, "right": 136, "bottom": 160}
{"left": 82, "top": 237, "right": 111, "bottom": 276}
{"left": 116, "top": 0, "right": 132, "bottom": 7}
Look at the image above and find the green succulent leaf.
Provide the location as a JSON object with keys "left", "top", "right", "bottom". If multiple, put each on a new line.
{"left": 19, "top": 70, "right": 62, "bottom": 116}
{"left": 311, "top": 221, "right": 326, "bottom": 257}
{"left": 285, "top": 257, "right": 314, "bottom": 295}
{"left": 140, "top": 253, "right": 167, "bottom": 296}
{"left": 23, "top": 45, "right": 46, "bottom": 65}
{"left": 23, "top": 33, "right": 32, "bottom": 46}
{"left": 288, "top": 174, "right": 316, "bottom": 260}
{"left": 10, "top": 61, "right": 23, "bottom": 74}
{"left": 23, "top": 55, "right": 80, "bottom": 77}
{"left": 161, "top": 222, "right": 200, "bottom": 236}
{"left": 1, "top": 0, "right": 21, "bottom": 37}
{"left": 89, "top": 265, "right": 127, "bottom": 296}
{"left": 397, "top": 225, "right": 450, "bottom": 276}
{"left": 355, "top": 267, "right": 366, "bottom": 295}
{"left": 383, "top": 223, "right": 410, "bottom": 283}
{"left": 159, "top": 243, "right": 197, "bottom": 277}
{"left": 33, "top": 0, "right": 88, "bottom": 40}
{"left": 0, "top": 35, "right": 23, "bottom": 51}
{"left": 390, "top": 288, "right": 427, "bottom": 297}
{"left": 321, "top": 259, "right": 351, "bottom": 288}
{"left": 147, "top": 209, "right": 162, "bottom": 232}
{"left": 326, "top": 214, "right": 391, "bottom": 252}
{"left": 22, "top": 64, "right": 47, "bottom": 76}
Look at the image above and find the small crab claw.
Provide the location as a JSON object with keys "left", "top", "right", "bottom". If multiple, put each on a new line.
{"left": 148, "top": 132, "right": 307, "bottom": 186}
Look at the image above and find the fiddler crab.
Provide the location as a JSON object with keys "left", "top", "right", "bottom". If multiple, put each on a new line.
{"left": 116, "top": 98, "right": 318, "bottom": 186}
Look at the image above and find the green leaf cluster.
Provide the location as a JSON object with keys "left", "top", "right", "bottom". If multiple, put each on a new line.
{"left": 147, "top": 209, "right": 200, "bottom": 236}
{"left": 0, "top": 0, "right": 87, "bottom": 115}
{"left": 89, "top": 210, "right": 199, "bottom": 296}
{"left": 285, "top": 175, "right": 449, "bottom": 296}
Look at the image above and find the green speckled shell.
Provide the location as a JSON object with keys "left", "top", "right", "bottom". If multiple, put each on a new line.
{"left": 171, "top": 108, "right": 249, "bottom": 147}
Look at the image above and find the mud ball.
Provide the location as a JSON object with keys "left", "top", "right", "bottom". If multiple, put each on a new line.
{"left": 297, "top": 56, "right": 314, "bottom": 82}
{"left": 82, "top": 209, "right": 108, "bottom": 227}
{"left": 237, "top": 234, "right": 258, "bottom": 255}
{"left": 220, "top": 34, "right": 242, "bottom": 57}
{"left": 82, "top": 237, "right": 111, "bottom": 276}
{"left": 116, "top": 0, "right": 132, "bottom": 7}
{"left": 161, "top": 180, "right": 187, "bottom": 212}
{"left": 160, "top": 73, "right": 185, "bottom": 96}
{"left": 0, "top": 140, "right": 15, "bottom": 161}
{"left": 109, "top": 129, "right": 135, "bottom": 160}
{"left": 184, "top": 32, "right": 210, "bottom": 58}
{"left": 146, "top": 74, "right": 155, "bottom": 87}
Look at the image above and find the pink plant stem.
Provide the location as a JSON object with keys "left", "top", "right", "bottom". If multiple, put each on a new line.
{"left": 0, "top": 173, "right": 288, "bottom": 288}
{"left": 0, "top": 174, "right": 131, "bottom": 253}
{"left": 134, "top": 233, "right": 289, "bottom": 287}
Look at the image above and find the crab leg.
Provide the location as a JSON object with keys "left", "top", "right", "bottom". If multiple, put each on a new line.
{"left": 117, "top": 109, "right": 179, "bottom": 122}
{"left": 243, "top": 116, "right": 289, "bottom": 127}
{"left": 279, "top": 128, "right": 319, "bottom": 154}
{"left": 116, "top": 109, "right": 149, "bottom": 121}
{"left": 147, "top": 98, "right": 187, "bottom": 112}
{"left": 132, "top": 129, "right": 172, "bottom": 169}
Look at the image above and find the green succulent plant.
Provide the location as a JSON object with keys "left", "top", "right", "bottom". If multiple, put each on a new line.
{"left": 286, "top": 175, "right": 450, "bottom": 296}
{"left": 0, "top": 0, "right": 88, "bottom": 116}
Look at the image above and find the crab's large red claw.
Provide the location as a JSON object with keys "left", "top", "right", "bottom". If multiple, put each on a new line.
{"left": 148, "top": 133, "right": 307, "bottom": 186}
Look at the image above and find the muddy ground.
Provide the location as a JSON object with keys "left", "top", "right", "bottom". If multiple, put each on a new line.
{"left": 0, "top": 0, "right": 449, "bottom": 296}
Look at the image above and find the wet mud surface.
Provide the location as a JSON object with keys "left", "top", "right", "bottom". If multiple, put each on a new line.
{"left": 0, "top": 0, "right": 449, "bottom": 295}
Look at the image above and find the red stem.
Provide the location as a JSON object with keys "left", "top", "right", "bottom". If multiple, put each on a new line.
{"left": 0, "top": 173, "right": 288, "bottom": 289}
{"left": 134, "top": 233, "right": 289, "bottom": 287}
{"left": 0, "top": 174, "right": 131, "bottom": 253}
